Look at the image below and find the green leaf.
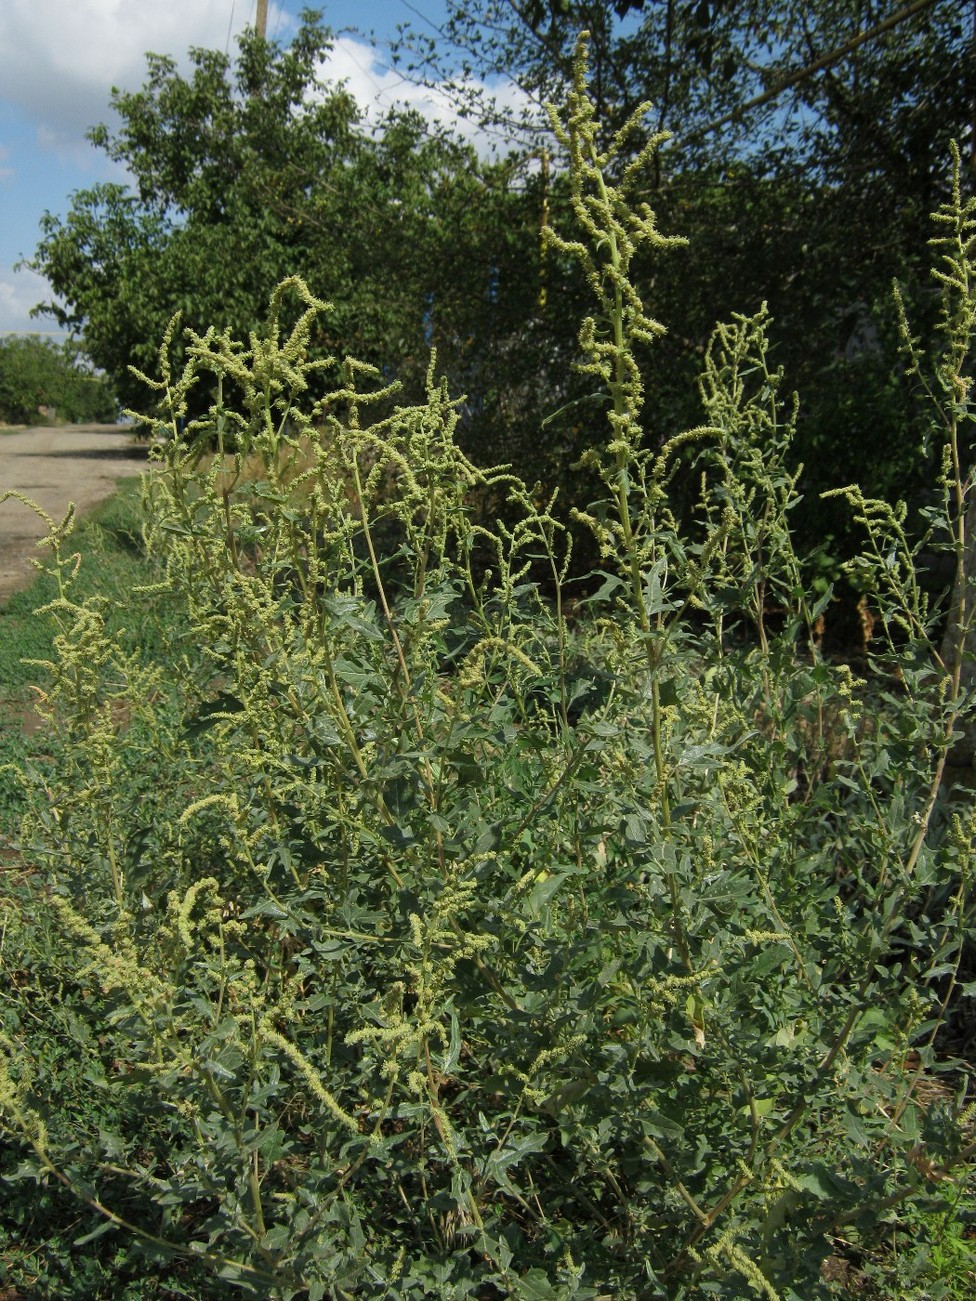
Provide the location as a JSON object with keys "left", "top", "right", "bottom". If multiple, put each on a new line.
{"left": 658, "top": 677, "right": 680, "bottom": 707}
{"left": 798, "top": 1164, "right": 858, "bottom": 1202}
{"left": 74, "top": 1219, "right": 118, "bottom": 1247}
{"left": 513, "top": 1269, "right": 561, "bottom": 1299}
{"left": 441, "top": 1011, "right": 462, "bottom": 1075}
{"left": 525, "top": 869, "right": 572, "bottom": 914}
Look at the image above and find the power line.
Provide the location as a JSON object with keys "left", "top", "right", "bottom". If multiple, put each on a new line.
{"left": 225, "top": 1, "right": 236, "bottom": 56}
{"left": 339, "top": 41, "right": 393, "bottom": 105}
{"left": 676, "top": 0, "right": 942, "bottom": 149}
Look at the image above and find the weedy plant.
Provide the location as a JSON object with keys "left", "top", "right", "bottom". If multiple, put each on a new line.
{"left": 1, "top": 36, "right": 974, "bottom": 1300}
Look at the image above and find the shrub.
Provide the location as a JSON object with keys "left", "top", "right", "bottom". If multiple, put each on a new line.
{"left": 1, "top": 38, "right": 973, "bottom": 1299}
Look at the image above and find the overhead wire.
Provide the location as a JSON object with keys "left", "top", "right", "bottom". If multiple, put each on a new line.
{"left": 674, "top": 0, "right": 943, "bottom": 149}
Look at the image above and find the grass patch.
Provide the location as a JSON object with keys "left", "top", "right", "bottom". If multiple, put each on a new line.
{"left": 0, "top": 478, "right": 181, "bottom": 836}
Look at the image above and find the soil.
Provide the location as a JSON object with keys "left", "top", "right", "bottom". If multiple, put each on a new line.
{"left": 0, "top": 423, "right": 153, "bottom": 605}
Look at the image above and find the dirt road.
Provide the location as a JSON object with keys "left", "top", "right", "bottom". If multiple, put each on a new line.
{"left": 0, "top": 424, "right": 153, "bottom": 605}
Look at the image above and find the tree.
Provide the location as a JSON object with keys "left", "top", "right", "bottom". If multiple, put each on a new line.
{"left": 0, "top": 336, "right": 115, "bottom": 425}
{"left": 28, "top": 10, "right": 592, "bottom": 510}
{"left": 31, "top": 16, "right": 357, "bottom": 411}
{"left": 392, "top": 0, "right": 975, "bottom": 556}
{"left": 33, "top": 3, "right": 974, "bottom": 582}
{"left": 30, "top": 14, "right": 526, "bottom": 419}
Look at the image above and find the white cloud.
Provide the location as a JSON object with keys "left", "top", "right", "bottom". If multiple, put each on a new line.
{"left": 0, "top": 262, "right": 64, "bottom": 337}
{"left": 0, "top": 1, "right": 290, "bottom": 158}
{"left": 0, "top": 5, "right": 533, "bottom": 167}
{"left": 321, "top": 37, "right": 539, "bottom": 156}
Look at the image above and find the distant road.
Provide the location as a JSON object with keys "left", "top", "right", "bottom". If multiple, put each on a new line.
{"left": 0, "top": 424, "right": 153, "bottom": 605}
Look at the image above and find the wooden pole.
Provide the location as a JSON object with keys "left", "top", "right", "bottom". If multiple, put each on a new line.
{"left": 256, "top": 0, "right": 268, "bottom": 40}
{"left": 538, "top": 148, "right": 549, "bottom": 311}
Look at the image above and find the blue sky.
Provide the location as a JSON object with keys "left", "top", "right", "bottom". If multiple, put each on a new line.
{"left": 0, "top": 0, "right": 503, "bottom": 338}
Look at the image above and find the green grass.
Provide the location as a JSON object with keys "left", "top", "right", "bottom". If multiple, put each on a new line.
{"left": 836, "top": 1178, "right": 976, "bottom": 1299}
{"left": 0, "top": 477, "right": 177, "bottom": 836}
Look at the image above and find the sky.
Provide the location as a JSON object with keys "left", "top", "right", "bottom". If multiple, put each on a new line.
{"left": 0, "top": 0, "right": 527, "bottom": 339}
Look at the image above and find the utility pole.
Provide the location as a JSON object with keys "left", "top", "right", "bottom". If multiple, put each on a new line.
{"left": 538, "top": 148, "right": 549, "bottom": 311}
{"left": 256, "top": 0, "right": 268, "bottom": 40}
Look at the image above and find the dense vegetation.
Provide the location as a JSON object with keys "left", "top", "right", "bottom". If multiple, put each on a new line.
{"left": 0, "top": 39, "right": 974, "bottom": 1297}
{"left": 28, "top": 2, "right": 974, "bottom": 569}
{"left": 0, "top": 335, "right": 116, "bottom": 426}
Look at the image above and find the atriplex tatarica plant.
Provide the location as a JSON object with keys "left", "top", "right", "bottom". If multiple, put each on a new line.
{"left": 1, "top": 34, "right": 974, "bottom": 1301}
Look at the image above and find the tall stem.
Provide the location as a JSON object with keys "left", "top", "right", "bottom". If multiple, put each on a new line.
{"left": 590, "top": 151, "right": 674, "bottom": 836}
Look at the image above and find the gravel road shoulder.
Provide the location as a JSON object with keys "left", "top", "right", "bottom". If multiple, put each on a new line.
{"left": 0, "top": 424, "right": 153, "bottom": 605}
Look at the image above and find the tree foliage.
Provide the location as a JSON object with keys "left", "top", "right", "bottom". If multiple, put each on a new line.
{"left": 29, "top": 3, "right": 976, "bottom": 573}
{"left": 30, "top": 15, "right": 522, "bottom": 420}
{"left": 0, "top": 336, "right": 115, "bottom": 425}
{"left": 392, "top": 0, "right": 975, "bottom": 553}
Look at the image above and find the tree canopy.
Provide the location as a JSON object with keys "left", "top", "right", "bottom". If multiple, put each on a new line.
{"left": 29, "top": 2, "right": 976, "bottom": 566}
{"left": 390, "top": 0, "right": 973, "bottom": 544}
{"left": 32, "top": 17, "right": 524, "bottom": 414}
{"left": 0, "top": 336, "right": 115, "bottom": 426}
